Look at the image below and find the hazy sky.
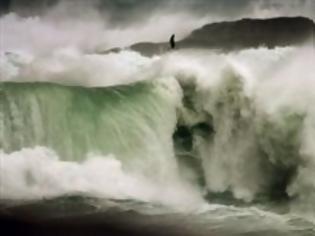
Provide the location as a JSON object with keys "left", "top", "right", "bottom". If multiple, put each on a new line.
{"left": 1, "top": 0, "right": 314, "bottom": 51}
{"left": 2, "top": 0, "right": 315, "bottom": 24}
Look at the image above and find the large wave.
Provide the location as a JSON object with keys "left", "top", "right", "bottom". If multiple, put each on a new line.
{"left": 1, "top": 38, "right": 315, "bottom": 218}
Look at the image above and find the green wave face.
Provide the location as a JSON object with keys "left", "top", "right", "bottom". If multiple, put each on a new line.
{"left": 0, "top": 81, "right": 178, "bottom": 167}
{"left": 0, "top": 73, "right": 308, "bottom": 202}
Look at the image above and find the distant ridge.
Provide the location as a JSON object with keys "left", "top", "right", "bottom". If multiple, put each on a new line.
{"left": 102, "top": 17, "right": 315, "bottom": 56}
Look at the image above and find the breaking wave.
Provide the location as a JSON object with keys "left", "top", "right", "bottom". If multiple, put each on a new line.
{"left": 1, "top": 44, "right": 315, "bottom": 221}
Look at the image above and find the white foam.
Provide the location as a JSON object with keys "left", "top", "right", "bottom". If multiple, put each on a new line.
{"left": 0, "top": 147, "right": 203, "bottom": 210}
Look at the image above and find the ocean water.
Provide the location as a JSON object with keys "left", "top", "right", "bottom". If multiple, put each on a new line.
{"left": 1, "top": 20, "right": 315, "bottom": 234}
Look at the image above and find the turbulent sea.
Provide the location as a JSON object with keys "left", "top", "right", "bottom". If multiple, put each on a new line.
{"left": 1, "top": 30, "right": 315, "bottom": 235}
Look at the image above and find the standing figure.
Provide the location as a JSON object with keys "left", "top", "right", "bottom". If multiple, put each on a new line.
{"left": 170, "top": 34, "right": 175, "bottom": 49}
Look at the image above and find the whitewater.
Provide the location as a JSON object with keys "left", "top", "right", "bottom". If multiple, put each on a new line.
{"left": 1, "top": 15, "right": 315, "bottom": 236}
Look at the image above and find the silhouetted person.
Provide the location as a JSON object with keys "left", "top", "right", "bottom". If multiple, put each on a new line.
{"left": 170, "top": 34, "right": 175, "bottom": 49}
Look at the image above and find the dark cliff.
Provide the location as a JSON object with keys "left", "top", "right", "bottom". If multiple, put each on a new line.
{"left": 104, "top": 17, "right": 315, "bottom": 56}
{"left": 183, "top": 16, "right": 315, "bottom": 50}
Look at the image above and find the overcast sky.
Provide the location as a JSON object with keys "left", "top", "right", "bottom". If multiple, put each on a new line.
{"left": 1, "top": 0, "right": 314, "bottom": 50}
{"left": 2, "top": 0, "right": 315, "bottom": 24}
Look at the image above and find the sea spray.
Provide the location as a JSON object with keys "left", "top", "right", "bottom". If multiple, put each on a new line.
{"left": 1, "top": 46, "right": 315, "bottom": 220}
